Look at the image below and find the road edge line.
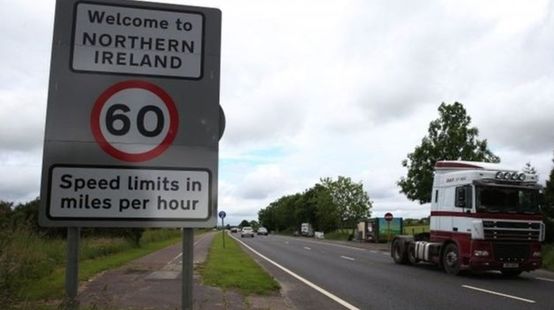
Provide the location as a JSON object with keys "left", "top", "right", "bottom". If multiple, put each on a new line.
{"left": 461, "top": 285, "right": 535, "bottom": 303}
{"left": 167, "top": 231, "right": 212, "bottom": 266}
{"left": 231, "top": 235, "right": 360, "bottom": 310}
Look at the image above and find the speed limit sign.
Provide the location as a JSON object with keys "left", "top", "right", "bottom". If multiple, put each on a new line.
{"left": 91, "top": 80, "right": 178, "bottom": 162}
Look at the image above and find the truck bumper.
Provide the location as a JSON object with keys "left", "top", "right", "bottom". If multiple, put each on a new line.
{"left": 467, "top": 240, "right": 542, "bottom": 272}
{"left": 468, "top": 257, "right": 542, "bottom": 271}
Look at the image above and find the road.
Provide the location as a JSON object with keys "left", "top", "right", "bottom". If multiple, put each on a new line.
{"left": 232, "top": 233, "right": 554, "bottom": 310}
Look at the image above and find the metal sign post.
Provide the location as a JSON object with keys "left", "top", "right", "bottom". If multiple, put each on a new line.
{"left": 65, "top": 227, "right": 80, "bottom": 309}
{"left": 218, "top": 211, "right": 226, "bottom": 248}
{"left": 182, "top": 228, "right": 193, "bottom": 310}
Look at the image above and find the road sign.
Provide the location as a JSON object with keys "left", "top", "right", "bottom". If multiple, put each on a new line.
{"left": 91, "top": 80, "right": 179, "bottom": 162}
{"left": 40, "top": 0, "right": 222, "bottom": 228}
{"left": 384, "top": 212, "right": 393, "bottom": 222}
{"left": 72, "top": 2, "right": 203, "bottom": 78}
{"left": 218, "top": 211, "right": 226, "bottom": 219}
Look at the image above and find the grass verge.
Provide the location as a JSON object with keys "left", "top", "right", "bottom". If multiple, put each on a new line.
{"left": 543, "top": 244, "right": 554, "bottom": 272}
{"left": 7, "top": 229, "right": 182, "bottom": 305}
{"left": 199, "top": 232, "right": 280, "bottom": 295}
{"left": 324, "top": 229, "right": 352, "bottom": 241}
{"left": 22, "top": 234, "right": 181, "bottom": 301}
{"left": 403, "top": 225, "right": 430, "bottom": 235}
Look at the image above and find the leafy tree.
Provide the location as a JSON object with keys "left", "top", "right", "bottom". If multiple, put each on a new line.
{"left": 239, "top": 219, "right": 250, "bottom": 228}
{"left": 321, "top": 176, "right": 372, "bottom": 232}
{"left": 398, "top": 102, "right": 500, "bottom": 204}
{"left": 0, "top": 201, "right": 13, "bottom": 229}
{"left": 312, "top": 185, "right": 339, "bottom": 232}
{"left": 249, "top": 220, "right": 259, "bottom": 230}
{"left": 543, "top": 153, "right": 554, "bottom": 242}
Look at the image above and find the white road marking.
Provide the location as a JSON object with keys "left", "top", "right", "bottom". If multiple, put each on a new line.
{"left": 461, "top": 285, "right": 535, "bottom": 304}
{"left": 536, "top": 277, "right": 554, "bottom": 282}
{"left": 232, "top": 235, "right": 359, "bottom": 310}
{"left": 290, "top": 237, "right": 367, "bottom": 252}
{"left": 370, "top": 250, "right": 378, "bottom": 254}
{"left": 304, "top": 247, "right": 312, "bottom": 250}
{"left": 340, "top": 256, "right": 355, "bottom": 261}
{"left": 167, "top": 232, "right": 210, "bottom": 265}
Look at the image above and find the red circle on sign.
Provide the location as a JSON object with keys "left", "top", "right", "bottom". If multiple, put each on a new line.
{"left": 90, "top": 80, "right": 179, "bottom": 162}
{"left": 384, "top": 212, "right": 393, "bottom": 222}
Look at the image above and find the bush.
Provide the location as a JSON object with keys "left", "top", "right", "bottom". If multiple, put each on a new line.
{"left": 0, "top": 229, "right": 62, "bottom": 307}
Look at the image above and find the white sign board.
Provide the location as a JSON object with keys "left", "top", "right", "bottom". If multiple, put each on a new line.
{"left": 72, "top": 3, "right": 203, "bottom": 78}
{"left": 48, "top": 166, "right": 210, "bottom": 220}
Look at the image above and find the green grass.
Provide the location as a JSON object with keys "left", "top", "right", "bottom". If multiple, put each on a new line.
{"left": 1, "top": 228, "right": 182, "bottom": 307}
{"left": 403, "top": 225, "right": 430, "bottom": 235}
{"left": 22, "top": 234, "right": 181, "bottom": 301}
{"left": 324, "top": 229, "right": 352, "bottom": 240}
{"left": 199, "top": 232, "right": 280, "bottom": 295}
{"left": 543, "top": 244, "right": 554, "bottom": 272}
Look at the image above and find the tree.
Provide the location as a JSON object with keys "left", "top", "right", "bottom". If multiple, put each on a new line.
{"left": 398, "top": 102, "right": 500, "bottom": 204}
{"left": 249, "top": 220, "right": 260, "bottom": 230}
{"left": 321, "top": 176, "right": 372, "bottom": 233}
{"left": 239, "top": 219, "right": 250, "bottom": 228}
{"left": 543, "top": 153, "right": 554, "bottom": 242}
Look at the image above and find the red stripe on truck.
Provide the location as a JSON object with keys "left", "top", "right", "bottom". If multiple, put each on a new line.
{"left": 430, "top": 211, "right": 543, "bottom": 221}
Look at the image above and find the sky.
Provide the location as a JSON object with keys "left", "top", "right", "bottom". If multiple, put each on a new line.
{"left": 1, "top": 0, "right": 554, "bottom": 225}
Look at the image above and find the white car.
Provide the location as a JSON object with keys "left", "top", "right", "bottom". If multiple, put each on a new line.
{"left": 257, "top": 227, "right": 268, "bottom": 235}
{"left": 240, "top": 226, "right": 255, "bottom": 238}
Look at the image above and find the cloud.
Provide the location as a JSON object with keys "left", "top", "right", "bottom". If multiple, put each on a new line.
{"left": 1, "top": 0, "right": 553, "bottom": 226}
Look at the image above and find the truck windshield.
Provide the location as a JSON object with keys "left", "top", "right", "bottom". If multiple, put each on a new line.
{"left": 475, "top": 186, "right": 541, "bottom": 214}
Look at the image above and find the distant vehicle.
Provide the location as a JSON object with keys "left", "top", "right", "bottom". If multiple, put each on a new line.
{"left": 241, "top": 226, "right": 255, "bottom": 238}
{"left": 358, "top": 218, "right": 404, "bottom": 243}
{"left": 230, "top": 227, "right": 239, "bottom": 233}
{"left": 391, "top": 161, "right": 544, "bottom": 277}
{"left": 257, "top": 227, "right": 268, "bottom": 235}
{"left": 300, "top": 223, "right": 314, "bottom": 237}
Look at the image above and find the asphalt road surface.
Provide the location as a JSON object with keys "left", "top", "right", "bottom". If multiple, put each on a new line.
{"left": 232, "top": 234, "right": 554, "bottom": 310}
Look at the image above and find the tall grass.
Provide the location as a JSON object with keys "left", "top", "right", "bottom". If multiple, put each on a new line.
{"left": 0, "top": 228, "right": 180, "bottom": 307}
{"left": 543, "top": 244, "right": 554, "bottom": 272}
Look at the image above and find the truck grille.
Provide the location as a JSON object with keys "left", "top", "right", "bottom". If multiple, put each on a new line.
{"left": 483, "top": 220, "right": 541, "bottom": 241}
{"left": 493, "top": 243, "right": 530, "bottom": 261}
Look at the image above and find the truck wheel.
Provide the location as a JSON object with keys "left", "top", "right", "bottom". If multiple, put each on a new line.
{"left": 501, "top": 270, "right": 522, "bottom": 277}
{"left": 392, "top": 239, "right": 409, "bottom": 264}
{"left": 442, "top": 243, "right": 461, "bottom": 275}
{"left": 407, "top": 243, "right": 418, "bottom": 265}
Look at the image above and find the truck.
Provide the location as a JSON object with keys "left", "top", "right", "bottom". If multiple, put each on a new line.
{"left": 300, "top": 223, "right": 314, "bottom": 237}
{"left": 358, "top": 217, "right": 404, "bottom": 242}
{"left": 391, "top": 160, "right": 545, "bottom": 276}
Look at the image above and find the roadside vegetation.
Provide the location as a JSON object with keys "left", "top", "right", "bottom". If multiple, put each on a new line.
{"left": 199, "top": 232, "right": 279, "bottom": 295}
{"left": 0, "top": 197, "right": 182, "bottom": 308}
{"left": 258, "top": 176, "right": 372, "bottom": 237}
{"left": 543, "top": 244, "right": 554, "bottom": 272}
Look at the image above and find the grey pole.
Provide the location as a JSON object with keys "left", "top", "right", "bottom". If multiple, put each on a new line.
{"left": 221, "top": 218, "right": 225, "bottom": 248}
{"left": 182, "top": 228, "right": 194, "bottom": 310}
{"left": 65, "top": 227, "right": 80, "bottom": 310}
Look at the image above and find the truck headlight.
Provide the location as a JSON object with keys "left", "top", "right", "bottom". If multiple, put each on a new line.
{"left": 473, "top": 250, "right": 490, "bottom": 257}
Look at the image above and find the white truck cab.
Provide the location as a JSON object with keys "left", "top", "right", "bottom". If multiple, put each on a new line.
{"left": 392, "top": 160, "right": 544, "bottom": 276}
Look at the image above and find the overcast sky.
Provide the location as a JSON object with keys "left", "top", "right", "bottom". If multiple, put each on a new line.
{"left": 1, "top": 0, "right": 554, "bottom": 225}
